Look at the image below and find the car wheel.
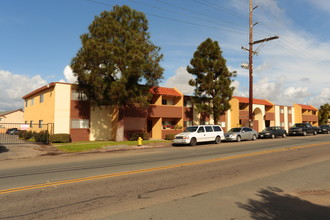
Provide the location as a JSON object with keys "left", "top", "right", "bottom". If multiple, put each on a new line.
{"left": 236, "top": 136, "right": 241, "bottom": 142}
{"left": 189, "top": 137, "right": 197, "bottom": 146}
{"left": 327, "top": 131, "right": 330, "bottom": 134}
{"left": 303, "top": 131, "right": 307, "bottom": 136}
{"left": 271, "top": 134, "right": 275, "bottom": 139}
{"left": 313, "top": 130, "right": 317, "bottom": 135}
{"left": 282, "top": 133, "right": 286, "bottom": 138}
{"left": 214, "top": 136, "right": 221, "bottom": 144}
{"left": 252, "top": 134, "right": 257, "bottom": 141}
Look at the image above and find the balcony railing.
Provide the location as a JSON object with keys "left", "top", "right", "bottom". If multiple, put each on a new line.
{"left": 302, "top": 115, "right": 318, "bottom": 122}
{"left": 148, "top": 104, "right": 182, "bottom": 118}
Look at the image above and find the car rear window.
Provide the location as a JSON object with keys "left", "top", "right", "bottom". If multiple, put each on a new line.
{"left": 212, "top": 126, "right": 222, "bottom": 132}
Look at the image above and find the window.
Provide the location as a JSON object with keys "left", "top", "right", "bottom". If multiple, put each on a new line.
{"left": 39, "top": 120, "right": 43, "bottom": 128}
{"left": 184, "top": 100, "right": 192, "bottom": 107}
{"left": 40, "top": 94, "right": 44, "bottom": 103}
{"left": 25, "top": 100, "right": 28, "bottom": 107}
{"left": 31, "top": 98, "right": 34, "bottom": 106}
{"left": 288, "top": 109, "right": 292, "bottom": 114}
{"left": 184, "top": 121, "right": 193, "bottom": 127}
{"left": 162, "top": 120, "right": 175, "bottom": 129}
{"left": 197, "top": 126, "right": 205, "bottom": 133}
{"left": 71, "top": 90, "right": 88, "bottom": 101}
{"left": 162, "top": 99, "right": 174, "bottom": 105}
{"left": 71, "top": 119, "right": 89, "bottom": 129}
{"left": 213, "top": 126, "right": 222, "bottom": 132}
{"left": 243, "top": 127, "right": 252, "bottom": 132}
{"left": 281, "top": 122, "right": 285, "bottom": 127}
{"left": 280, "top": 109, "right": 284, "bottom": 114}
{"left": 30, "top": 120, "right": 33, "bottom": 128}
{"left": 205, "top": 126, "right": 213, "bottom": 132}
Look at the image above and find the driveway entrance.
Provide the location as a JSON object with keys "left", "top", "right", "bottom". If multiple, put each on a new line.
{"left": 0, "top": 123, "right": 54, "bottom": 144}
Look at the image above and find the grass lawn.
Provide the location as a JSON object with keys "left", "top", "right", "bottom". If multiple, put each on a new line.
{"left": 53, "top": 140, "right": 171, "bottom": 152}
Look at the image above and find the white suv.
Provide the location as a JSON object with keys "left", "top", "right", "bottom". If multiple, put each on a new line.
{"left": 172, "top": 125, "right": 225, "bottom": 146}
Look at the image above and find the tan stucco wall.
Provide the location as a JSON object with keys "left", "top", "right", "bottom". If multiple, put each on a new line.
{"left": 229, "top": 98, "right": 240, "bottom": 128}
{"left": 173, "top": 88, "right": 184, "bottom": 127}
{"left": 54, "top": 84, "right": 71, "bottom": 134}
{"left": 253, "top": 104, "right": 265, "bottom": 132}
{"left": 293, "top": 104, "right": 302, "bottom": 123}
{"left": 24, "top": 87, "right": 55, "bottom": 126}
{"left": 1, "top": 110, "right": 24, "bottom": 123}
{"left": 90, "top": 106, "right": 113, "bottom": 141}
{"left": 152, "top": 118, "right": 162, "bottom": 139}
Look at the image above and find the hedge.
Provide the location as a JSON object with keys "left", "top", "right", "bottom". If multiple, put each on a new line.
{"left": 49, "top": 134, "right": 71, "bottom": 143}
{"left": 129, "top": 132, "right": 150, "bottom": 141}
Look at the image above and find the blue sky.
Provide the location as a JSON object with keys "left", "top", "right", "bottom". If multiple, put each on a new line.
{"left": 1, "top": 0, "right": 330, "bottom": 111}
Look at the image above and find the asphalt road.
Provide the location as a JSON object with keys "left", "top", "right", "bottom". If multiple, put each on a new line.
{"left": 0, "top": 135, "right": 330, "bottom": 219}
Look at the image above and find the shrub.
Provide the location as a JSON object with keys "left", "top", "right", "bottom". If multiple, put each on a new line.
{"left": 49, "top": 133, "right": 71, "bottom": 143}
{"left": 34, "top": 131, "right": 50, "bottom": 143}
{"left": 165, "top": 134, "right": 176, "bottom": 140}
{"left": 129, "top": 132, "right": 150, "bottom": 141}
{"left": 23, "top": 131, "right": 34, "bottom": 140}
{"left": 17, "top": 130, "right": 26, "bottom": 139}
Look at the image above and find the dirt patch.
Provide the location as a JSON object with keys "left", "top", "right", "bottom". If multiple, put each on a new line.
{"left": 291, "top": 189, "right": 330, "bottom": 206}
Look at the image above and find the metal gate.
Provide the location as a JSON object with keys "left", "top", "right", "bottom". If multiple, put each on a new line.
{"left": 0, "top": 123, "right": 54, "bottom": 145}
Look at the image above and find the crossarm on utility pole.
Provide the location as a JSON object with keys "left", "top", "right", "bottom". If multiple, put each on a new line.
{"left": 253, "top": 36, "right": 279, "bottom": 45}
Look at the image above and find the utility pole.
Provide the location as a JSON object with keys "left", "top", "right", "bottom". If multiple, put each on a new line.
{"left": 244, "top": 0, "right": 279, "bottom": 128}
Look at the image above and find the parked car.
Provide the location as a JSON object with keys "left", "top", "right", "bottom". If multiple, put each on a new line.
{"left": 258, "top": 126, "right": 287, "bottom": 138}
{"left": 225, "top": 127, "right": 258, "bottom": 142}
{"left": 5, "top": 128, "right": 19, "bottom": 135}
{"left": 288, "top": 123, "right": 318, "bottom": 136}
{"left": 317, "top": 124, "right": 330, "bottom": 134}
{"left": 172, "top": 125, "right": 225, "bottom": 146}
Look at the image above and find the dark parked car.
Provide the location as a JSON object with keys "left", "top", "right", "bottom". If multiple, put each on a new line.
{"left": 318, "top": 125, "right": 330, "bottom": 134}
{"left": 288, "top": 123, "right": 318, "bottom": 136}
{"left": 258, "top": 126, "right": 287, "bottom": 138}
{"left": 5, "top": 128, "right": 19, "bottom": 135}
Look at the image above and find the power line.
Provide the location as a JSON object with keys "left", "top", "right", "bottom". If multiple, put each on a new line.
{"left": 127, "top": 0, "right": 248, "bottom": 33}
{"left": 86, "top": 0, "right": 250, "bottom": 36}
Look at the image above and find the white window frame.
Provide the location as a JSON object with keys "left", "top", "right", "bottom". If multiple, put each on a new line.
{"left": 71, "top": 119, "right": 89, "bottom": 129}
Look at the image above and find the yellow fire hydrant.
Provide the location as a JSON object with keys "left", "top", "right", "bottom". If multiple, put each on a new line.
{"left": 138, "top": 137, "right": 143, "bottom": 146}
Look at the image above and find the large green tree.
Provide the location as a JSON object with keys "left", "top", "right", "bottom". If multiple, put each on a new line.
{"left": 318, "top": 103, "right": 330, "bottom": 125}
{"left": 187, "top": 38, "right": 236, "bottom": 125}
{"left": 71, "top": 5, "right": 163, "bottom": 141}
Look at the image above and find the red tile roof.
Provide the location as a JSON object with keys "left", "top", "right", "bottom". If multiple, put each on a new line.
{"left": 298, "top": 104, "right": 317, "bottom": 111}
{"left": 233, "top": 96, "right": 274, "bottom": 106}
{"left": 150, "top": 87, "right": 181, "bottom": 97}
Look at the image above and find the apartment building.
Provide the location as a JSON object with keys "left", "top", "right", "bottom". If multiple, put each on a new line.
{"left": 22, "top": 82, "right": 318, "bottom": 142}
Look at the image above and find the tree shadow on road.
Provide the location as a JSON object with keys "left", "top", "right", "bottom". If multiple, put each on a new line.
{"left": 0, "top": 145, "right": 9, "bottom": 153}
{"left": 236, "top": 186, "right": 330, "bottom": 220}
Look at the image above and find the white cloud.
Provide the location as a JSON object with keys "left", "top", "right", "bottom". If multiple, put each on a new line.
{"left": 0, "top": 70, "right": 47, "bottom": 111}
{"left": 163, "top": 67, "right": 194, "bottom": 95}
{"left": 227, "top": 0, "right": 330, "bottom": 108}
{"left": 63, "top": 65, "right": 77, "bottom": 83}
{"left": 306, "top": 0, "right": 330, "bottom": 13}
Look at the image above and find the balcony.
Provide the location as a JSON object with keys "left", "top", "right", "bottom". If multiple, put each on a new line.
{"left": 148, "top": 104, "right": 182, "bottom": 118}
{"left": 264, "top": 112, "right": 275, "bottom": 121}
{"left": 302, "top": 115, "right": 318, "bottom": 122}
{"left": 239, "top": 110, "right": 249, "bottom": 119}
